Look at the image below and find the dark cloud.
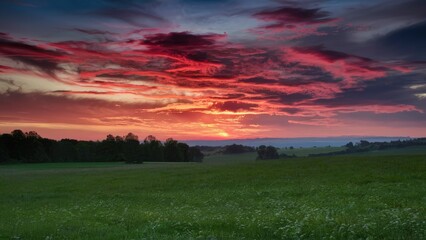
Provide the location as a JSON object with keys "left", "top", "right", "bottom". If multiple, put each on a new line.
{"left": 222, "top": 93, "right": 246, "bottom": 99}
{"left": 254, "top": 7, "right": 335, "bottom": 24}
{"left": 74, "top": 28, "right": 114, "bottom": 35}
{"left": 143, "top": 31, "right": 224, "bottom": 49}
{"left": 284, "top": 67, "right": 338, "bottom": 85}
{"left": 211, "top": 101, "right": 257, "bottom": 112}
{"left": 313, "top": 74, "right": 425, "bottom": 109}
{"left": 96, "top": 73, "right": 158, "bottom": 82}
{"left": 293, "top": 0, "right": 426, "bottom": 60}
{"left": 252, "top": 6, "right": 337, "bottom": 33}
{"left": 345, "top": 0, "right": 426, "bottom": 23}
{"left": 249, "top": 89, "right": 312, "bottom": 105}
{"left": 210, "top": 93, "right": 246, "bottom": 100}
{"left": 280, "top": 107, "right": 302, "bottom": 114}
{"left": 293, "top": 45, "right": 370, "bottom": 62}
{"left": 0, "top": 37, "right": 65, "bottom": 75}
{"left": 93, "top": 0, "right": 165, "bottom": 27}
{"left": 186, "top": 51, "right": 211, "bottom": 62}
{"left": 372, "top": 20, "right": 426, "bottom": 60}
{"left": 96, "top": 8, "right": 164, "bottom": 25}
{"left": 239, "top": 77, "right": 277, "bottom": 84}
{"left": 276, "top": 92, "right": 312, "bottom": 105}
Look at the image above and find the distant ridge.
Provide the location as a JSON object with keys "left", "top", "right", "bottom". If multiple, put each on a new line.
{"left": 183, "top": 136, "right": 411, "bottom": 148}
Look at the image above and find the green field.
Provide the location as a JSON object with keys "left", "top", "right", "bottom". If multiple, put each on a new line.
{"left": 350, "top": 145, "right": 426, "bottom": 156}
{"left": 203, "top": 146, "right": 347, "bottom": 164}
{"left": 1, "top": 150, "right": 425, "bottom": 239}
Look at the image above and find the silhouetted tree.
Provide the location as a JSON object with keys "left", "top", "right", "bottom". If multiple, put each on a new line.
{"left": 143, "top": 135, "right": 164, "bottom": 162}
{"left": 0, "top": 129, "right": 207, "bottom": 163}
{"left": 177, "top": 142, "right": 190, "bottom": 161}
{"left": 359, "top": 140, "right": 370, "bottom": 147}
{"left": 164, "top": 138, "right": 180, "bottom": 162}
{"left": 125, "top": 132, "right": 139, "bottom": 142}
{"left": 124, "top": 133, "right": 141, "bottom": 163}
{"left": 188, "top": 147, "right": 204, "bottom": 162}
{"left": 25, "top": 131, "right": 48, "bottom": 163}
{"left": 223, "top": 144, "right": 255, "bottom": 154}
{"left": 257, "top": 145, "right": 279, "bottom": 160}
{"left": 0, "top": 135, "right": 11, "bottom": 163}
{"left": 98, "top": 135, "right": 120, "bottom": 161}
{"left": 345, "top": 142, "right": 354, "bottom": 148}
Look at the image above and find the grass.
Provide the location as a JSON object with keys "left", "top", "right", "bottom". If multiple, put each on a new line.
{"left": 279, "top": 146, "right": 346, "bottom": 157}
{"left": 0, "top": 162, "right": 126, "bottom": 171}
{"left": 0, "top": 153, "right": 425, "bottom": 239}
{"left": 203, "top": 152, "right": 257, "bottom": 164}
{"left": 350, "top": 145, "right": 426, "bottom": 156}
{"left": 203, "top": 146, "right": 347, "bottom": 164}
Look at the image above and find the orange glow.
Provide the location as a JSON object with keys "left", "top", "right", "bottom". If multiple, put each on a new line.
{"left": 218, "top": 131, "right": 230, "bottom": 137}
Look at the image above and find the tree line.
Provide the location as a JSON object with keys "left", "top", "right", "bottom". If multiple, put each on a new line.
{"left": 193, "top": 144, "right": 278, "bottom": 160}
{"left": 308, "top": 138, "right": 426, "bottom": 157}
{"left": 0, "top": 130, "right": 204, "bottom": 164}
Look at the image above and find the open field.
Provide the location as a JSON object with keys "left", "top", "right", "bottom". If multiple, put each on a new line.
{"left": 350, "top": 146, "right": 426, "bottom": 156}
{"left": 202, "top": 146, "right": 347, "bottom": 164}
{"left": 1, "top": 152, "right": 425, "bottom": 239}
{"left": 280, "top": 146, "right": 346, "bottom": 157}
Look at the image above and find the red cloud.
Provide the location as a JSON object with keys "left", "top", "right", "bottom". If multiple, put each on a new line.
{"left": 0, "top": 65, "right": 14, "bottom": 73}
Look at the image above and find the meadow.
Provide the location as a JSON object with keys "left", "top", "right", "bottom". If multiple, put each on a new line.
{"left": 0, "top": 147, "right": 425, "bottom": 239}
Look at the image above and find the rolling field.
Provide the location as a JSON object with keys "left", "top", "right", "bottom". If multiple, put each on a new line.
{"left": 202, "top": 146, "right": 347, "bottom": 164}
{"left": 1, "top": 153, "right": 425, "bottom": 239}
{"left": 350, "top": 146, "right": 426, "bottom": 156}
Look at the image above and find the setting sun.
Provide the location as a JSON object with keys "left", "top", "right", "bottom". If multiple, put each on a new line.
{"left": 218, "top": 131, "right": 230, "bottom": 138}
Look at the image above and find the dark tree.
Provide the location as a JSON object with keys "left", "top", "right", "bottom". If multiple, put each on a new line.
{"left": 98, "top": 135, "right": 122, "bottom": 162}
{"left": 125, "top": 132, "right": 139, "bottom": 142}
{"left": 124, "top": 133, "right": 142, "bottom": 164}
{"left": 25, "top": 131, "right": 48, "bottom": 163}
{"left": 359, "top": 140, "right": 370, "bottom": 147}
{"left": 345, "top": 142, "right": 354, "bottom": 148}
{"left": 257, "top": 145, "right": 279, "bottom": 160}
{"left": 188, "top": 147, "right": 204, "bottom": 162}
{"left": 177, "top": 142, "right": 190, "bottom": 161}
{"left": 143, "top": 135, "right": 164, "bottom": 162}
{"left": 223, "top": 144, "right": 255, "bottom": 154}
{"left": 0, "top": 135, "right": 11, "bottom": 163}
{"left": 164, "top": 138, "right": 178, "bottom": 162}
{"left": 0, "top": 129, "right": 207, "bottom": 164}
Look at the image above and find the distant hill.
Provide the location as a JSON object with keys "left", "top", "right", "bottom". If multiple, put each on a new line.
{"left": 183, "top": 137, "right": 411, "bottom": 148}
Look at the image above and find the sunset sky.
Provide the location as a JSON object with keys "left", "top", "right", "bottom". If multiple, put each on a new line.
{"left": 0, "top": 0, "right": 425, "bottom": 140}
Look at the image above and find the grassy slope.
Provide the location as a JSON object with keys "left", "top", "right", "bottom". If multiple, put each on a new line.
{"left": 350, "top": 145, "right": 426, "bottom": 156}
{"left": 280, "top": 146, "right": 346, "bottom": 157}
{"left": 0, "top": 154, "right": 425, "bottom": 239}
{"left": 202, "top": 146, "right": 347, "bottom": 164}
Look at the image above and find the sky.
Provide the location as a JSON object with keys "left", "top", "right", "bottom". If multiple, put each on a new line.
{"left": 0, "top": 0, "right": 425, "bottom": 140}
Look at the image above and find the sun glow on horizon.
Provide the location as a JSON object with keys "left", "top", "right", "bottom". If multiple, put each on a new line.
{"left": 218, "top": 131, "right": 230, "bottom": 138}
